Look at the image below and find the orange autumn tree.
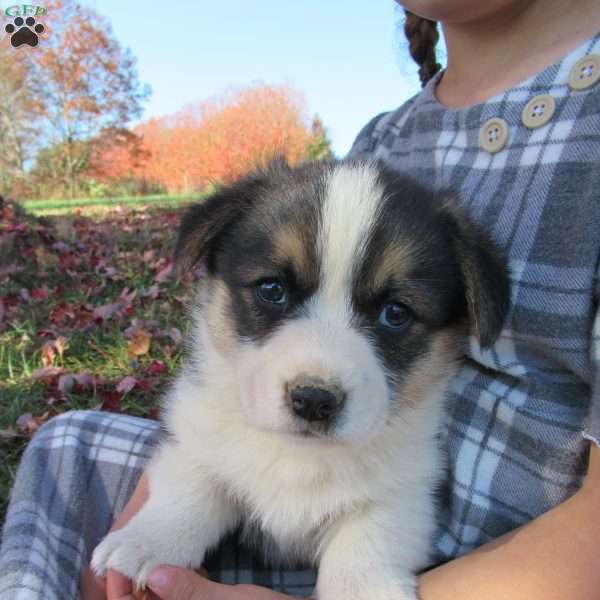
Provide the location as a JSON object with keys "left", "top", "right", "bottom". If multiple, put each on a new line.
{"left": 95, "top": 84, "right": 323, "bottom": 194}
{"left": 192, "top": 85, "right": 314, "bottom": 186}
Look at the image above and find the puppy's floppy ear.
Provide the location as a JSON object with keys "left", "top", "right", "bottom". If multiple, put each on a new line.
{"left": 174, "top": 175, "right": 265, "bottom": 278}
{"left": 442, "top": 199, "right": 511, "bottom": 348}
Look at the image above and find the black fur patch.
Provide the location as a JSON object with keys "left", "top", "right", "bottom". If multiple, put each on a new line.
{"left": 350, "top": 167, "right": 467, "bottom": 379}
{"left": 214, "top": 162, "right": 328, "bottom": 342}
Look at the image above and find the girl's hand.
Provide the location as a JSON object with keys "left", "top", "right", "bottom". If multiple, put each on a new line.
{"left": 145, "top": 565, "right": 302, "bottom": 600}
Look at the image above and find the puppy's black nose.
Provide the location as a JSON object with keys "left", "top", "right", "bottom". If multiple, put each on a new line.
{"left": 290, "top": 386, "right": 344, "bottom": 422}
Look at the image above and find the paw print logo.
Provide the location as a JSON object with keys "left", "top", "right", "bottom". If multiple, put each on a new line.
{"left": 5, "top": 16, "right": 45, "bottom": 47}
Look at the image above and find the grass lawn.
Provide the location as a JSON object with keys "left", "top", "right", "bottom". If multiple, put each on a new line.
{"left": 0, "top": 198, "right": 202, "bottom": 520}
{"left": 23, "top": 192, "right": 204, "bottom": 216}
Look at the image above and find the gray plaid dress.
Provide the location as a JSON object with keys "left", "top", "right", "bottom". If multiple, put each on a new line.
{"left": 2, "top": 34, "right": 600, "bottom": 600}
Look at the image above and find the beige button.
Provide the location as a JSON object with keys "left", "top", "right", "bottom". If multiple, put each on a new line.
{"left": 521, "top": 94, "right": 556, "bottom": 129}
{"left": 479, "top": 118, "right": 509, "bottom": 154}
{"left": 568, "top": 54, "right": 600, "bottom": 91}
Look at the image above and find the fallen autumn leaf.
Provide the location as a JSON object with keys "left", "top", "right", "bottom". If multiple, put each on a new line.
{"left": 127, "top": 329, "right": 151, "bottom": 357}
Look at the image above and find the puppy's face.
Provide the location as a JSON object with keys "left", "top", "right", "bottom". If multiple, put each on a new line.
{"left": 176, "top": 161, "right": 509, "bottom": 444}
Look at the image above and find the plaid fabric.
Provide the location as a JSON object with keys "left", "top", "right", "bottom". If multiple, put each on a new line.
{"left": 0, "top": 411, "right": 316, "bottom": 599}
{"left": 348, "top": 34, "right": 600, "bottom": 561}
{"left": 2, "top": 35, "right": 600, "bottom": 598}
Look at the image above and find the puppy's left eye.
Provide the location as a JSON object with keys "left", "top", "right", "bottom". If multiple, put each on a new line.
{"left": 378, "top": 302, "right": 412, "bottom": 329}
{"left": 256, "top": 278, "right": 287, "bottom": 305}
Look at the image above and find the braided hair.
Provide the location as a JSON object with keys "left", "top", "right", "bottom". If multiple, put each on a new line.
{"left": 403, "top": 11, "right": 442, "bottom": 87}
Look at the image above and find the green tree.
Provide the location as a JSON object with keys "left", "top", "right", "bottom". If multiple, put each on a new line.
{"left": 306, "top": 114, "right": 334, "bottom": 160}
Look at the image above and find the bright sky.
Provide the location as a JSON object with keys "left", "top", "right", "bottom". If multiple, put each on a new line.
{"left": 83, "top": 0, "right": 422, "bottom": 156}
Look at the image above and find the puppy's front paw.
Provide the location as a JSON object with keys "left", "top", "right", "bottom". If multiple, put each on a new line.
{"left": 92, "top": 527, "right": 170, "bottom": 589}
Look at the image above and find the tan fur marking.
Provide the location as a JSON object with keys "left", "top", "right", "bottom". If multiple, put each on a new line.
{"left": 372, "top": 240, "right": 418, "bottom": 291}
{"left": 236, "top": 266, "right": 270, "bottom": 282}
{"left": 273, "top": 226, "right": 309, "bottom": 275}
{"left": 203, "top": 280, "right": 237, "bottom": 355}
{"left": 396, "top": 329, "right": 463, "bottom": 409}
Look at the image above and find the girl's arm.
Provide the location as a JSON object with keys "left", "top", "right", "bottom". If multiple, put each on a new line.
{"left": 419, "top": 443, "right": 600, "bottom": 600}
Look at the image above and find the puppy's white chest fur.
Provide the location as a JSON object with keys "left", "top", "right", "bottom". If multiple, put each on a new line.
{"left": 164, "top": 364, "right": 447, "bottom": 567}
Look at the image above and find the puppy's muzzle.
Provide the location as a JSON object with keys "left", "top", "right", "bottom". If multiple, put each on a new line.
{"left": 287, "top": 376, "right": 346, "bottom": 423}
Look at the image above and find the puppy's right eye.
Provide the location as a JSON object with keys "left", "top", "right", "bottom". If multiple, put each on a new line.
{"left": 255, "top": 278, "right": 287, "bottom": 305}
{"left": 378, "top": 301, "right": 412, "bottom": 330}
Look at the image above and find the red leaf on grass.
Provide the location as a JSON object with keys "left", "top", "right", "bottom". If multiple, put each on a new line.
{"left": 124, "top": 320, "right": 159, "bottom": 340}
{"left": 146, "top": 360, "right": 168, "bottom": 376}
{"left": 31, "top": 287, "right": 49, "bottom": 301}
{"left": 93, "top": 288, "right": 137, "bottom": 323}
{"left": 98, "top": 265, "right": 122, "bottom": 281}
{"left": 74, "top": 371, "right": 95, "bottom": 389}
{"left": 58, "top": 374, "right": 75, "bottom": 394}
{"left": 7, "top": 222, "right": 27, "bottom": 234}
{"left": 93, "top": 301, "right": 122, "bottom": 321}
{"left": 135, "top": 378, "right": 151, "bottom": 392}
{"left": 37, "top": 328, "right": 59, "bottom": 338}
{"left": 155, "top": 263, "right": 172, "bottom": 283}
{"left": 72, "top": 305, "right": 95, "bottom": 331}
{"left": 144, "top": 284, "right": 160, "bottom": 299}
{"left": 16, "top": 413, "right": 37, "bottom": 434}
{"left": 16, "top": 411, "right": 51, "bottom": 436}
{"left": 99, "top": 389, "right": 122, "bottom": 413}
{"left": 31, "top": 366, "right": 65, "bottom": 381}
{"left": 50, "top": 304, "right": 75, "bottom": 326}
{"left": 58, "top": 253, "right": 80, "bottom": 271}
{"left": 52, "top": 240, "right": 70, "bottom": 253}
{"left": 120, "top": 287, "right": 137, "bottom": 304}
{"left": 0, "top": 263, "right": 23, "bottom": 278}
{"left": 116, "top": 376, "right": 138, "bottom": 395}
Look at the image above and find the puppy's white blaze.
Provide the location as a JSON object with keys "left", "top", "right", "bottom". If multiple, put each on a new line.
{"left": 317, "top": 163, "right": 382, "bottom": 319}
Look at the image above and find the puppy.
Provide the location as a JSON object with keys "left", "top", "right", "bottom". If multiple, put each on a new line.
{"left": 92, "top": 160, "right": 509, "bottom": 599}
